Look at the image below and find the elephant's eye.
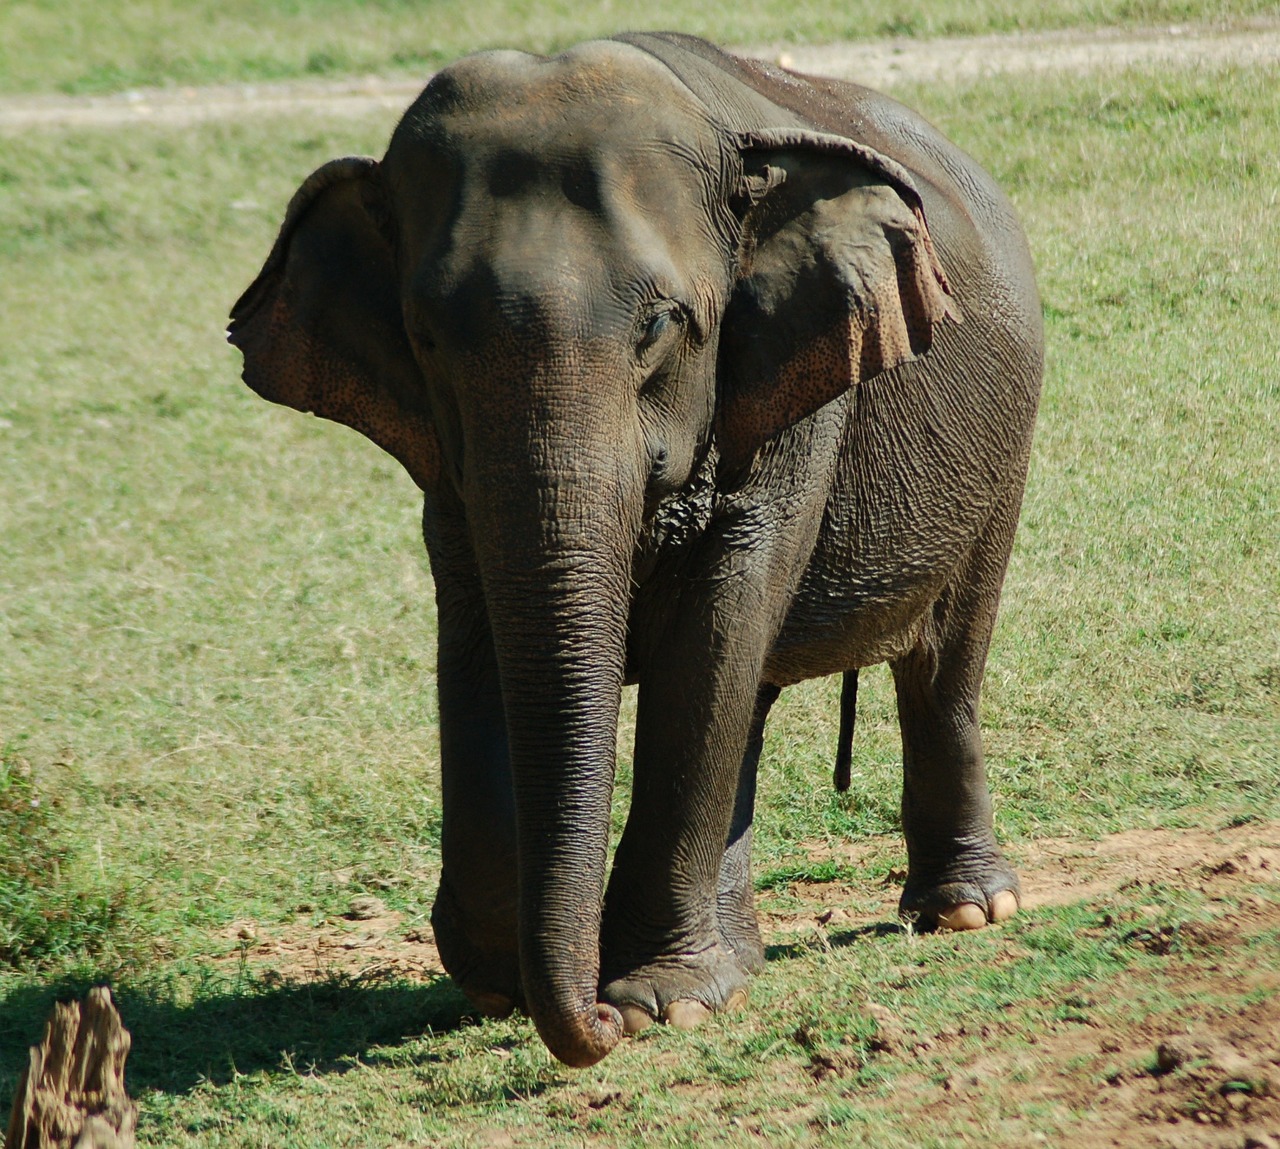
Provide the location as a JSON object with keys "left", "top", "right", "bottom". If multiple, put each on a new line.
{"left": 637, "top": 304, "right": 684, "bottom": 358}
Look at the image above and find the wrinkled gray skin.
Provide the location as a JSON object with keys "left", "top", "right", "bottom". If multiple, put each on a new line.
{"left": 229, "top": 33, "right": 1043, "bottom": 1068}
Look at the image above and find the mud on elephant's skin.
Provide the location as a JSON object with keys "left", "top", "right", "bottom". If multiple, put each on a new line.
{"left": 228, "top": 32, "right": 1043, "bottom": 1068}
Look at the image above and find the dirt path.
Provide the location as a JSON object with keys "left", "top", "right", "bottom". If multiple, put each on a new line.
{"left": 768, "top": 17, "right": 1280, "bottom": 86}
{"left": 2, "top": 19, "right": 1278, "bottom": 132}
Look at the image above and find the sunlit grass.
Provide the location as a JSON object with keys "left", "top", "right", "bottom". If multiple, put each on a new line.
{"left": 0, "top": 0, "right": 1276, "bottom": 95}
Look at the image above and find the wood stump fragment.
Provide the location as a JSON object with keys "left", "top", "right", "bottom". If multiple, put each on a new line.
{"left": 4, "top": 986, "right": 137, "bottom": 1149}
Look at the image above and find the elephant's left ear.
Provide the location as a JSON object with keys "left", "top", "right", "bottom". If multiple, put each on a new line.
{"left": 717, "top": 130, "right": 961, "bottom": 472}
{"left": 228, "top": 156, "right": 440, "bottom": 491}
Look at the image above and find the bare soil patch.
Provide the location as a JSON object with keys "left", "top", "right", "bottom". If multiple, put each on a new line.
{"left": 771, "top": 17, "right": 1280, "bottom": 89}
{"left": 768, "top": 817, "right": 1280, "bottom": 936}
{"left": 772, "top": 819, "right": 1280, "bottom": 1146}
{"left": 216, "top": 818, "right": 1280, "bottom": 983}
{"left": 1044, "top": 986, "right": 1280, "bottom": 1148}
{"left": 218, "top": 898, "right": 444, "bottom": 985}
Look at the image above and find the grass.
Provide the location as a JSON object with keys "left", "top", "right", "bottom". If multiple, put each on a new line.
{"left": 0, "top": 749, "right": 126, "bottom": 965}
{"left": 1, "top": 19, "right": 1278, "bottom": 1149}
{"left": 0, "top": 0, "right": 1277, "bottom": 95}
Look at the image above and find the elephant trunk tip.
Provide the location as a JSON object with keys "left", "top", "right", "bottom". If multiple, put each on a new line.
{"left": 536, "top": 1001, "right": 624, "bottom": 1068}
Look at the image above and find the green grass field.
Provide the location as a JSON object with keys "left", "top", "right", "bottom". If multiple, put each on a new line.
{"left": 2, "top": 5, "right": 1278, "bottom": 1145}
{"left": 0, "top": 0, "right": 1277, "bottom": 94}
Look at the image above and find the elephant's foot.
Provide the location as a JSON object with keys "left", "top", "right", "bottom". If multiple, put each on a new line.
{"left": 430, "top": 882, "right": 522, "bottom": 1017}
{"left": 600, "top": 943, "right": 752, "bottom": 1035}
{"left": 899, "top": 847, "right": 1021, "bottom": 932}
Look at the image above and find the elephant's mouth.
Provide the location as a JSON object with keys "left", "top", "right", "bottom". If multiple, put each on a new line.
{"left": 639, "top": 444, "right": 719, "bottom": 558}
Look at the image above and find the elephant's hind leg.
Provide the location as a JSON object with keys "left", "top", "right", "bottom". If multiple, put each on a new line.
{"left": 891, "top": 647, "right": 1020, "bottom": 930}
{"left": 890, "top": 496, "right": 1024, "bottom": 931}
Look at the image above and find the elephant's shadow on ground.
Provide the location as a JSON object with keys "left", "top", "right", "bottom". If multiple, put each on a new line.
{"left": 0, "top": 972, "right": 474, "bottom": 1096}
{"left": 765, "top": 920, "right": 905, "bottom": 962}
{"left": 0, "top": 923, "right": 906, "bottom": 1096}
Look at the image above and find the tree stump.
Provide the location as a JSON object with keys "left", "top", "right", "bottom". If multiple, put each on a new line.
{"left": 4, "top": 987, "right": 137, "bottom": 1149}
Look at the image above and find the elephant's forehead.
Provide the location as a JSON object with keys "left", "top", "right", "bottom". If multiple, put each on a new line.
{"left": 398, "top": 40, "right": 716, "bottom": 153}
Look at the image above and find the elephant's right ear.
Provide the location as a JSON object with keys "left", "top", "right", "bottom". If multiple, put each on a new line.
{"left": 717, "top": 131, "right": 961, "bottom": 473}
{"left": 228, "top": 156, "right": 439, "bottom": 490}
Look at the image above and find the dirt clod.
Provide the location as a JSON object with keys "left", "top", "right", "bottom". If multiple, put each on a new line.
{"left": 943, "top": 1072, "right": 984, "bottom": 1096}
{"left": 584, "top": 1087, "right": 622, "bottom": 1110}
{"left": 806, "top": 1048, "right": 864, "bottom": 1082}
{"left": 1157, "top": 1040, "right": 1195, "bottom": 1074}
{"left": 346, "top": 894, "right": 387, "bottom": 920}
{"left": 864, "top": 1002, "right": 906, "bottom": 1053}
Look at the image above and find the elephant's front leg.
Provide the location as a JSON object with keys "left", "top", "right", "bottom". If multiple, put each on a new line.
{"left": 424, "top": 503, "right": 521, "bottom": 1015}
{"left": 600, "top": 581, "right": 783, "bottom": 1032}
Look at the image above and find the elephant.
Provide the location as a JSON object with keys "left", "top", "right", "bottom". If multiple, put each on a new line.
{"left": 228, "top": 32, "right": 1043, "bottom": 1068}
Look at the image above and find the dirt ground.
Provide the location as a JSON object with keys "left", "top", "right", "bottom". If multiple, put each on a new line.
{"left": 799, "top": 821, "right": 1280, "bottom": 1148}
{"left": 2, "top": 18, "right": 1278, "bottom": 132}
{"left": 220, "top": 819, "right": 1280, "bottom": 1146}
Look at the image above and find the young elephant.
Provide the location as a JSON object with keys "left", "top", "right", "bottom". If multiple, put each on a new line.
{"left": 229, "top": 32, "right": 1042, "bottom": 1068}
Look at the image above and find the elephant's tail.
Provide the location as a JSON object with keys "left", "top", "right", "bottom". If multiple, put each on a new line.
{"left": 834, "top": 669, "right": 858, "bottom": 792}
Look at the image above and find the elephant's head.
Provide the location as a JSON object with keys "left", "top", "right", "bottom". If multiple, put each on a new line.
{"left": 228, "top": 39, "right": 957, "bottom": 1067}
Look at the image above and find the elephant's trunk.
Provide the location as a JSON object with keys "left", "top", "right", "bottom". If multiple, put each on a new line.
{"left": 489, "top": 571, "right": 627, "bottom": 1066}
{"left": 464, "top": 395, "right": 642, "bottom": 1068}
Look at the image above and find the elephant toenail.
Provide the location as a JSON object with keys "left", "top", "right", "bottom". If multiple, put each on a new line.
{"left": 935, "top": 903, "right": 987, "bottom": 931}
{"left": 619, "top": 1004, "right": 655, "bottom": 1035}
{"left": 662, "top": 1000, "right": 712, "bottom": 1030}
{"left": 725, "top": 989, "right": 749, "bottom": 1013}
{"left": 991, "top": 891, "right": 1019, "bottom": 922}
